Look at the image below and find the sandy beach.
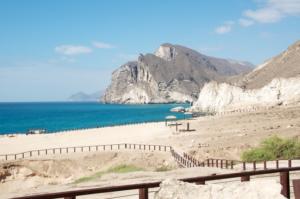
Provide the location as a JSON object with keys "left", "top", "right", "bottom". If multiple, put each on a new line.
{"left": 0, "top": 122, "right": 172, "bottom": 155}
{"left": 2, "top": 104, "right": 299, "bottom": 158}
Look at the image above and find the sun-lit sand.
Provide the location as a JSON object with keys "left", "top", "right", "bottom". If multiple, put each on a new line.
{"left": 0, "top": 122, "right": 172, "bottom": 154}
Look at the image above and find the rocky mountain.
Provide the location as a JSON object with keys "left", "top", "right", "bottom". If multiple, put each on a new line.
{"left": 102, "top": 43, "right": 253, "bottom": 104}
{"left": 191, "top": 40, "right": 300, "bottom": 113}
{"left": 233, "top": 40, "right": 300, "bottom": 89}
{"left": 68, "top": 91, "right": 103, "bottom": 102}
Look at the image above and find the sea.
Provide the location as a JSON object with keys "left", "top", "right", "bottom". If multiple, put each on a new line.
{"left": 0, "top": 102, "right": 191, "bottom": 135}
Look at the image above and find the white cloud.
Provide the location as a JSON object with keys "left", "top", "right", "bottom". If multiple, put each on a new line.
{"left": 215, "top": 21, "right": 234, "bottom": 34}
{"left": 243, "top": 0, "right": 300, "bottom": 23}
{"left": 92, "top": 42, "right": 115, "bottom": 49}
{"left": 239, "top": 18, "right": 255, "bottom": 27}
{"left": 55, "top": 45, "right": 92, "bottom": 56}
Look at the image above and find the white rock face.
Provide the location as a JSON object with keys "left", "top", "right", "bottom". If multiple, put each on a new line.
{"left": 155, "top": 45, "right": 177, "bottom": 61}
{"left": 154, "top": 179, "right": 285, "bottom": 199}
{"left": 191, "top": 77, "right": 300, "bottom": 113}
{"left": 121, "top": 87, "right": 150, "bottom": 104}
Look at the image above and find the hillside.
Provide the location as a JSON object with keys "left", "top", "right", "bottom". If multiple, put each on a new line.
{"left": 233, "top": 40, "right": 300, "bottom": 89}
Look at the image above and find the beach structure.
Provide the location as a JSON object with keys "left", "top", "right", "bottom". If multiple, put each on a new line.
{"left": 27, "top": 129, "right": 46, "bottom": 135}
{"left": 170, "top": 106, "right": 185, "bottom": 112}
{"left": 165, "top": 115, "right": 176, "bottom": 126}
{"left": 183, "top": 112, "right": 192, "bottom": 119}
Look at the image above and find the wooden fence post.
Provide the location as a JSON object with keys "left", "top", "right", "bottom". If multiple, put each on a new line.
{"left": 241, "top": 175, "right": 250, "bottom": 182}
{"left": 196, "top": 181, "right": 205, "bottom": 185}
{"left": 243, "top": 162, "right": 246, "bottom": 170}
{"left": 253, "top": 161, "right": 256, "bottom": 170}
{"left": 293, "top": 179, "right": 300, "bottom": 199}
{"left": 139, "top": 188, "right": 148, "bottom": 199}
{"left": 276, "top": 160, "right": 279, "bottom": 169}
{"left": 288, "top": 160, "right": 292, "bottom": 168}
{"left": 264, "top": 161, "right": 267, "bottom": 170}
{"left": 280, "top": 171, "right": 290, "bottom": 198}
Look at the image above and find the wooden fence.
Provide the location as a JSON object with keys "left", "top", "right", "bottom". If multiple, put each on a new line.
{"left": 0, "top": 143, "right": 172, "bottom": 161}
{"left": 182, "top": 152, "right": 300, "bottom": 171}
{"left": 11, "top": 167, "right": 300, "bottom": 199}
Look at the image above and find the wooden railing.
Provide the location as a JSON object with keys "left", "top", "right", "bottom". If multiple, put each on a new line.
{"left": 182, "top": 153, "right": 299, "bottom": 171}
{"left": 183, "top": 153, "right": 235, "bottom": 169}
{"left": 11, "top": 167, "right": 300, "bottom": 199}
{"left": 0, "top": 143, "right": 172, "bottom": 161}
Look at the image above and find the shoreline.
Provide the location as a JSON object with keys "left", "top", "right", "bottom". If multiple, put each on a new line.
{"left": 0, "top": 119, "right": 169, "bottom": 136}
{"left": 0, "top": 102, "right": 192, "bottom": 135}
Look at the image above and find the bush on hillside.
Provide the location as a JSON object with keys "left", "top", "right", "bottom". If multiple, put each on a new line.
{"left": 241, "top": 136, "right": 300, "bottom": 162}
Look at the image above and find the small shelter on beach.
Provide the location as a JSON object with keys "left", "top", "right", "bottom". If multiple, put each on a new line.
{"left": 170, "top": 106, "right": 185, "bottom": 112}
{"left": 183, "top": 112, "right": 192, "bottom": 119}
{"left": 165, "top": 115, "right": 177, "bottom": 126}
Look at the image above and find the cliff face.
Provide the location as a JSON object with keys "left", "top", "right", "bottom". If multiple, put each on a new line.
{"left": 191, "top": 77, "right": 300, "bottom": 113}
{"left": 102, "top": 44, "right": 253, "bottom": 104}
{"left": 191, "top": 40, "right": 300, "bottom": 113}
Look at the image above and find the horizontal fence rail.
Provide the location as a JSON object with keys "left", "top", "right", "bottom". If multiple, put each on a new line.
{"left": 0, "top": 143, "right": 172, "bottom": 161}
{"left": 11, "top": 167, "right": 300, "bottom": 199}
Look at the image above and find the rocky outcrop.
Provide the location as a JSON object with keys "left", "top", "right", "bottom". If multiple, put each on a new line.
{"left": 191, "top": 77, "right": 300, "bottom": 113}
{"left": 102, "top": 44, "right": 253, "bottom": 104}
{"left": 154, "top": 179, "right": 285, "bottom": 199}
{"left": 191, "top": 40, "right": 300, "bottom": 113}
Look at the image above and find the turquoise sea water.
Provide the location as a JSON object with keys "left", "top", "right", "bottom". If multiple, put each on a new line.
{"left": 0, "top": 102, "right": 190, "bottom": 134}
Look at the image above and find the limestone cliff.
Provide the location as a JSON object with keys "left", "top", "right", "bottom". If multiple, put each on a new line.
{"left": 191, "top": 77, "right": 300, "bottom": 113}
{"left": 102, "top": 44, "right": 253, "bottom": 104}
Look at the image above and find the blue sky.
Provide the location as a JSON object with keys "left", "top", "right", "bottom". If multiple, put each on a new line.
{"left": 0, "top": 0, "right": 299, "bottom": 102}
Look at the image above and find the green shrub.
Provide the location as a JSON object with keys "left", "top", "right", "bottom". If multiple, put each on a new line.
{"left": 155, "top": 165, "right": 173, "bottom": 172}
{"left": 74, "top": 164, "right": 143, "bottom": 184}
{"left": 241, "top": 136, "right": 300, "bottom": 162}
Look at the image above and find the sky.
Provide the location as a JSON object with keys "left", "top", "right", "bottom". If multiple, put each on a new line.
{"left": 0, "top": 0, "right": 299, "bottom": 102}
